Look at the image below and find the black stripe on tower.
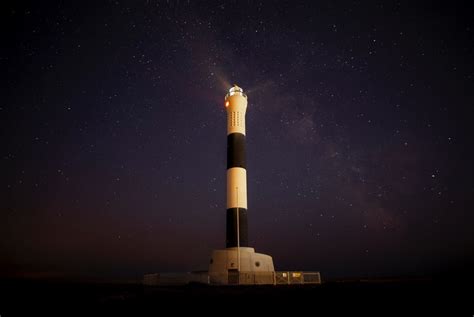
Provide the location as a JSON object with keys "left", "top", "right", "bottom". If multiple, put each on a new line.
{"left": 226, "top": 208, "right": 248, "bottom": 247}
{"left": 227, "top": 133, "right": 246, "bottom": 169}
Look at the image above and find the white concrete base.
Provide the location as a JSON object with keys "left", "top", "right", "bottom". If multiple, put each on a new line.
{"left": 208, "top": 247, "right": 275, "bottom": 284}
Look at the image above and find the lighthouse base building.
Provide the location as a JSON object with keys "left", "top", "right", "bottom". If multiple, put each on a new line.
{"left": 208, "top": 248, "right": 275, "bottom": 285}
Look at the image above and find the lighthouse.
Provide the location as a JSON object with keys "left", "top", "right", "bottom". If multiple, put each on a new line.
{"left": 225, "top": 85, "right": 248, "bottom": 248}
{"left": 208, "top": 85, "right": 275, "bottom": 285}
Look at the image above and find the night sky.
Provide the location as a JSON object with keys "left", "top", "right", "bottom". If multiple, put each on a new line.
{"left": 2, "top": 1, "right": 474, "bottom": 280}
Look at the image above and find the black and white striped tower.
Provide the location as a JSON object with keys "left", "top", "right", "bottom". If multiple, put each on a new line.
{"left": 208, "top": 85, "right": 274, "bottom": 284}
{"left": 225, "top": 85, "right": 248, "bottom": 248}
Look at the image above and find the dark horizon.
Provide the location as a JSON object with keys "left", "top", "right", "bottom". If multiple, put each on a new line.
{"left": 2, "top": 0, "right": 474, "bottom": 281}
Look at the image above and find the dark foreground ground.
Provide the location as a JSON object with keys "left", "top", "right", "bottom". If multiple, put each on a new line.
{"left": 0, "top": 277, "right": 472, "bottom": 315}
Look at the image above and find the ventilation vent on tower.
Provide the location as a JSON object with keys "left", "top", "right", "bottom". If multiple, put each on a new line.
{"left": 229, "top": 111, "right": 245, "bottom": 128}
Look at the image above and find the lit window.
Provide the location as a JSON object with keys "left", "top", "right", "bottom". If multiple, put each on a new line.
{"left": 282, "top": 273, "right": 287, "bottom": 277}
{"left": 292, "top": 272, "right": 301, "bottom": 278}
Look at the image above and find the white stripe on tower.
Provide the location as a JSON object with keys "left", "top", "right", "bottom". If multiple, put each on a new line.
{"left": 227, "top": 168, "right": 247, "bottom": 209}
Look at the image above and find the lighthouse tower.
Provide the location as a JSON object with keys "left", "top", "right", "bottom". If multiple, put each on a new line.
{"left": 208, "top": 85, "right": 275, "bottom": 285}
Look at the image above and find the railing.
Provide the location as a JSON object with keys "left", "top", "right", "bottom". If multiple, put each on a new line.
{"left": 144, "top": 271, "right": 321, "bottom": 286}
